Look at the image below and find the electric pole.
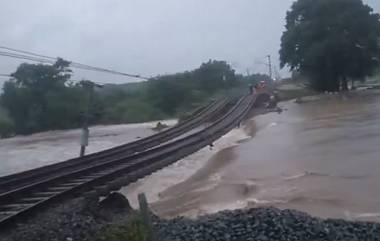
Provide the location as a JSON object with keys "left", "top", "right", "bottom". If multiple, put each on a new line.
{"left": 79, "top": 80, "right": 102, "bottom": 157}
{"left": 273, "top": 65, "right": 281, "bottom": 82}
{"left": 222, "top": 75, "right": 228, "bottom": 96}
{"left": 267, "top": 55, "right": 273, "bottom": 80}
{"left": 79, "top": 81, "right": 93, "bottom": 157}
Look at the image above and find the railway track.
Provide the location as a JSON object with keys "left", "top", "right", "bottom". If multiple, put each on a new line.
{"left": 0, "top": 93, "right": 269, "bottom": 228}
{"left": 0, "top": 98, "right": 231, "bottom": 194}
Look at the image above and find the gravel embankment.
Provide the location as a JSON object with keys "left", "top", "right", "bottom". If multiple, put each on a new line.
{"left": 154, "top": 207, "right": 380, "bottom": 241}
{"left": 2, "top": 193, "right": 380, "bottom": 241}
{"left": 0, "top": 193, "right": 133, "bottom": 241}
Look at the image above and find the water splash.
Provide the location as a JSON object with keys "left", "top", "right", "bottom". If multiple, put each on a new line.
{"left": 283, "top": 171, "right": 367, "bottom": 181}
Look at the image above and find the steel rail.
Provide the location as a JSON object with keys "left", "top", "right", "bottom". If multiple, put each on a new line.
{"left": 0, "top": 93, "right": 269, "bottom": 228}
{"left": 0, "top": 98, "right": 230, "bottom": 193}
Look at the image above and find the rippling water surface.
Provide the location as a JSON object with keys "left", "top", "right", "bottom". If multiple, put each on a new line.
{"left": 152, "top": 92, "right": 380, "bottom": 222}
{"left": 2, "top": 93, "right": 380, "bottom": 222}
{"left": 0, "top": 121, "right": 177, "bottom": 176}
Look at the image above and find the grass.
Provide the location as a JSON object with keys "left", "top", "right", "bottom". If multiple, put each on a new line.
{"left": 97, "top": 213, "right": 152, "bottom": 241}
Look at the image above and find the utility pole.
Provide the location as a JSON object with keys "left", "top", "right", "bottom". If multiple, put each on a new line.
{"left": 222, "top": 75, "right": 228, "bottom": 96}
{"left": 267, "top": 55, "right": 273, "bottom": 80}
{"left": 79, "top": 126, "right": 89, "bottom": 157}
{"left": 79, "top": 80, "right": 102, "bottom": 157}
{"left": 273, "top": 65, "right": 281, "bottom": 82}
{"left": 79, "top": 81, "right": 93, "bottom": 157}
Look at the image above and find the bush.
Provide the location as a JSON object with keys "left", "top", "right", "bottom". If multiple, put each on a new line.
{"left": 97, "top": 214, "right": 150, "bottom": 241}
{"left": 103, "top": 98, "right": 166, "bottom": 124}
{"left": 0, "top": 117, "right": 15, "bottom": 138}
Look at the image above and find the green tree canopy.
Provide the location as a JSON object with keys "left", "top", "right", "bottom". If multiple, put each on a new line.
{"left": 0, "top": 59, "right": 88, "bottom": 133}
{"left": 0, "top": 58, "right": 255, "bottom": 136}
{"left": 194, "top": 60, "right": 237, "bottom": 92}
{"left": 147, "top": 60, "right": 238, "bottom": 115}
{"left": 280, "top": 0, "right": 380, "bottom": 91}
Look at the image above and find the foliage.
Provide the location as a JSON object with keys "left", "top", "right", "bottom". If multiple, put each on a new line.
{"left": 97, "top": 214, "right": 150, "bottom": 241}
{"left": 0, "top": 59, "right": 265, "bottom": 137}
{"left": 3, "top": 59, "right": 68, "bottom": 133}
{"left": 280, "top": 0, "right": 380, "bottom": 91}
{"left": 0, "top": 117, "right": 15, "bottom": 138}
{"left": 147, "top": 60, "right": 239, "bottom": 115}
{"left": 0, "top": 59, "right": 90, "bottom": 134}
{"left": 102, "top": 97, "right": 165, "bottom": 124}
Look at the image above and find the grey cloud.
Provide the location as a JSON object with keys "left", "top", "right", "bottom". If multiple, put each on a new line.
{"left": 0, "top": 0, "right": 379, "bottom": 86}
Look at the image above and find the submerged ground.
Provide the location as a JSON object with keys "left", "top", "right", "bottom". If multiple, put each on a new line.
{"left": 2, "top": 91, "right": 380, "bottom": 223}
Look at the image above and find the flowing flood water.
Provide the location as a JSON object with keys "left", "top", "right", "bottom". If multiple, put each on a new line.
{"left": 146, "top": 92, "right": 380, "bottom": 222}
{"left": 2, "top": 92, "right": 380, "bottom": 222}
{"left": 0, "top": 121, "right": 176, "bottom": 176}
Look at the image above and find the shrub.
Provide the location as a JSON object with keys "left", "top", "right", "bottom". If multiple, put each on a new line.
{"left": 97, "top": 214, "right": 150, "bottom": 241}
{"left": 0, "top": 117, "right": 15, "bottom": 138}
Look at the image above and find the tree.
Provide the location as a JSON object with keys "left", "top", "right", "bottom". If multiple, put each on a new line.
{"left": 194, "top": 60, "right": 237, "bottom": 92}
{"left": 0, "top": 58, "right": 243, "bottom": 136}
{"left": 147, "top": 74, "right": 192, "bottom": 115}
{"left": 0, "top": 117, "right": 15, "bottom": 138}
{"left": 0, "top": 59, "right": 88, "bottom": 133}
{"left": 280, "top": 0, "right": 380, "bottom": 91}
{"left": 146, "top": 60, "right": 238, "bottom": 115}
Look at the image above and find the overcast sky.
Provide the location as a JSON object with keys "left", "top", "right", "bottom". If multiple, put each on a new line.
{"left": 0, "top": 0, "right": 379, "bottom": 85}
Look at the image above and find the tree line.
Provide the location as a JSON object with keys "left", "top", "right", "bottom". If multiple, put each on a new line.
{"left": 0, "top": 59, "right": 266, "bottom": 138}
{"left": 280, "top": 0, "right": 380, "bottom": 91}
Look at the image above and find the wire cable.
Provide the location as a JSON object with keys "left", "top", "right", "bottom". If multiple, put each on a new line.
{"left": 0, "top": 45, "right": 149, "bottom": 80}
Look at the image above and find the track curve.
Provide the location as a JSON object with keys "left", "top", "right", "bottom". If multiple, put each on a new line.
{"left": 0, "top": 98, "right": 231, "bottom": 194}
{"left": 0, "top": 93, "right": 270, "bottom": 228}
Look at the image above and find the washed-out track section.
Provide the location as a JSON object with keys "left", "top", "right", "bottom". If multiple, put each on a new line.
{"left": 0, "top": 93, "right": 270, "bottom": 229}
{"left": 0, "top": 98, "right": 231, "bottom": 194}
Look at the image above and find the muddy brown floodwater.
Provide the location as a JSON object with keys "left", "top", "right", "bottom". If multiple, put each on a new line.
{"left": 0, "top": 121, "right": 177, "bottom": 176}
{"left": 2, "top": 93, "right": 380, "bottom": 223}
{"left": 152, "top": 92, "right": 380, "bottom": 222}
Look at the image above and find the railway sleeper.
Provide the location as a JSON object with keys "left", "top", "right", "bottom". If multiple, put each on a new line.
{"left": 80, "top": 175, "right": 103, "bottom": 179}
{"left": 0, "top": 97, "right": 253, "bottom": 228}
{"left": 93, "top": 185, "right": 109, "bottom": 195}
{"left": 46, "top": 186, "right": 71, "bottom": 192}
{"left": 55, "top": 182, "right": 84, "bottom": 187}
{"left": 0, "top": 211, "right": 18, "bottom": 218}
{"left": 70, "top": 178, "right": 93, "bottom": 183}
{"left": 19, "top": 197, "right": 48, "bottom": 203}
{"left": 0, "top": 203, "right": 32, "bottom": 211}
{"left": 93, "top": 171, "right": 111, "bottom": 176}
{"left": 32, "top": 191, "right": 60, "bottom": 197}
{"left": 89, "top": 173, "right": 146, "bottom": 198}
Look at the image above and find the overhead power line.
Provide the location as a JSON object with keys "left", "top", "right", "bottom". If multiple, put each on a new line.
{"left": 0, "top": 74, "right": 111, "bottom": 87}
{"left": 0, "top": 51, "right": 54, "bottom": 64}
{"left": 0, "top": 45, "right": 56, "bottom": 61}
{"left": 0, "top": 73, "right": 11, "bottom": 78}
{"left": 0, "top": 45, "right": 149, "bottom": 80}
